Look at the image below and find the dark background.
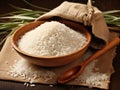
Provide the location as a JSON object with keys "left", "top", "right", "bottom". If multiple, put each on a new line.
{"left": 0, "top": 0, "right": 120, "bottom": 90}
{"left": 0, "top": 0, "right": 120, "bottom": 14}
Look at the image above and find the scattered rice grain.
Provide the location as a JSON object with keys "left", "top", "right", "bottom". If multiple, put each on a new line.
{"left": 9, "top": 58, "right": 56, "bottom": 83}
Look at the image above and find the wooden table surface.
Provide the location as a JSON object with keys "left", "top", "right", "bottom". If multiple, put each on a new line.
{"left": 0, "top": 0, "right": 120, "bottom": 90}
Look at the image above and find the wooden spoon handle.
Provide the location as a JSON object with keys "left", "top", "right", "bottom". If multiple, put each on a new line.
{"left": 58, "top": 37, "right": 120, "bottom": 84}
{"left": 84, "top": 37, "right": 120, "bottom": 66}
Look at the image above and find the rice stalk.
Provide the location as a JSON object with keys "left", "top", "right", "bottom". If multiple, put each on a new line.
{"left": 0, "top": 3, "right": 120, "bottom": 46}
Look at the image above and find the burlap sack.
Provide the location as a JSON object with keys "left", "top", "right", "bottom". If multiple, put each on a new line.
{"left": 36, "top": 1, "right": 110, "bottom": 49}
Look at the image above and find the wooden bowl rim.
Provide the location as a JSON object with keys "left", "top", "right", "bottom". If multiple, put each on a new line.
{"left": 11, "top": 19, "right": 91, "bottom": 59}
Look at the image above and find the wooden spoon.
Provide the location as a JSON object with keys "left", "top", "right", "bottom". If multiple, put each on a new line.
{"left": 58, "top": 37, "right": 120, "bottom": 84}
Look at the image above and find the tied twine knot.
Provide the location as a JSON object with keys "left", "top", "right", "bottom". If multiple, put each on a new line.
{"left": 83, "top": 0, "right": 94, "bottom": 26}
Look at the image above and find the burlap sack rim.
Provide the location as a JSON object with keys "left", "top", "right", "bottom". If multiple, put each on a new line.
{"left": 36, "top": 1, "right": 110, "bottom": 49}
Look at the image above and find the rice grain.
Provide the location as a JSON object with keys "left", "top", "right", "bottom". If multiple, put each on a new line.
{"left": 18, "top": 21, "right": 87, "bottom": 56}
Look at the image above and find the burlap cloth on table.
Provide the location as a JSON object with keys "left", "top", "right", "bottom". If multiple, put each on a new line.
{"left": 0, "top": 1, "right": 119, "bottom": 89}
{"left": 0, "top": 32, "right": 118, "bottom": 89}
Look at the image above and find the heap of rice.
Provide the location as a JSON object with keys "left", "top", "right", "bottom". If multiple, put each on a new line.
{"left": 18, "top": 21, "right": 87, "bottom": 56}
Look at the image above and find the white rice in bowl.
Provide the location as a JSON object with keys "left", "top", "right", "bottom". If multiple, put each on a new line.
{"left": 18, "top": 21, "right": 87, "bottom": 56}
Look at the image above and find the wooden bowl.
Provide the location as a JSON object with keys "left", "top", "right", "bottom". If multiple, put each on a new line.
{"left": 11, "top": 19, "right": 91, "bottom": 67}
